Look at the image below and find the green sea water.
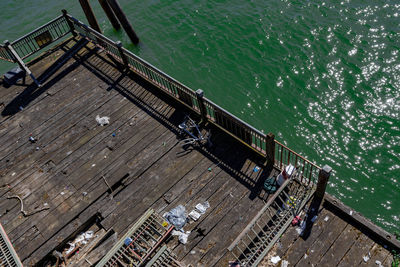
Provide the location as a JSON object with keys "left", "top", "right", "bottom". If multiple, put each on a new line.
{"left": 0, "top": 0, "right": 399, "bottom": 233}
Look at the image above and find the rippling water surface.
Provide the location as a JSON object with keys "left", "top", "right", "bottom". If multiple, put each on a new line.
{"left": 1, "top": 0, "right": 399, "bottom": 232}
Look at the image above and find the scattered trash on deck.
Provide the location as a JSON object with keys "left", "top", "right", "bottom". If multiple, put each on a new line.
{"left": 95, "top": 115, "right": 110, "bottom": 126}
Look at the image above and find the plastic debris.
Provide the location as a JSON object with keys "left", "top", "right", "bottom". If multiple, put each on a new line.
{"left": 311, "top": 215, "right": 318, "bottom": 223}
{"left": 363, "top": 252, "right": 371, "bottom": 262}
{"left": 208, "top": 167, "right": 212, "bottom": 172}
{"left": 349, "top": 210, "right": 353, "bottom": 215}
{"left": 172, "top": 230, "right": 190, "bottom": 244}
{"left": 253, "top": 166, "right": 260, "bottom": 172}
{"left": 124, "top": 237, "right": 133, "bottom": 246}
{"left": 19, "top": 106, "right": 24, "bottom": 111}
{"left": 82, "top": 191, "right": 88, "bottom": 196}
{"left": 195, "top": 201, "right": 210, "bottom": 214}
{"left": 281, "top": 260, "right": 289, "bottom": 267}
{"left": 271, "top": 255, "right": 281, "bottom": 264}
{"left": 324, "top": 216, "right": 329, "bottom": 221}
{"left": 188, "top": 210, "right": 201, "bottom": 221}
{"left": 164, "top": 205, "right": 187, "bottom": 229}
{"left": 29, "top": 136, "right": 36, "bottom": 143}
{"left": 95, "top": 115, "right": 110, "bottom": 126}
{"left": 65, "top": 231, "right": 94, "bottom": 255}
{"left": 375, "top": 260, "right": 383, "bottom": 267}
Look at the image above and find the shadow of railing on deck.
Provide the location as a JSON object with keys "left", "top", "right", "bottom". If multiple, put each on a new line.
{"left": 76, "top": 46, "right": 272, "bottom": 200}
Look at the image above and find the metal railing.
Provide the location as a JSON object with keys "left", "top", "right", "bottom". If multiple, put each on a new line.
{"left": 10, "top": 14, "right": 71, "bottom": 60}
{"left": 96, "top": 209, "right": 173, "bottom": 267}
{"left": 0, "top": 223, "right": 23, "bottom": 267}
{"left": 274, "top": 140, "right": 321, "bottom": 187}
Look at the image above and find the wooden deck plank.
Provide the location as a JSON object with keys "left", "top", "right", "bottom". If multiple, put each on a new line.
{"left": 294, "top": 211, "right": 347, "bottom": 266}
{"left": 317, "top": 223, "right": 360, "bottom": 266}
{"left": 337, "top": 231, "right": 375, "bottom": 267}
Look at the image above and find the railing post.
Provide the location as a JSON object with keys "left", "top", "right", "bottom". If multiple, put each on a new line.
{"left": 62, "top": 9, "right": 77, "bottom": 36}
{"left": 196, "top": 89, "right": 207, "bottom": 123}
{"left": 266, "top": 133, "right": 275, "bottom": 168}
{"left": 115, "top": 41, "right": 129, "bottom": 69}
{"left": 315, "top": 165, "right": 332, "bottom": 199}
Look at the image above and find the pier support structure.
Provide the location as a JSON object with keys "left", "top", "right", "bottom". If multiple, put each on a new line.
{"left": 315, "top": 165, "right": 332, "bottom": 199}
{"left": 79, "top": 0, "right": 102, "bottom": 33}
{"left": 107, "top": 0, "right": 139, "bottom": 44}
{"left": 98, "top": 0, "right": 121, "bottom": 30}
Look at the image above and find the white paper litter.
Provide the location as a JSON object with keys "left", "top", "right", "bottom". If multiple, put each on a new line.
{"left": 271, "top": 255, "right": 281, "bottom": 264}
{"left": 363, "top": 255, "right": 370, "bottom": 262}
{"left": 281, "top": 260, "right": 289, "bottom": 267}
{"left": 64, "top": 230, "right": 94, "bottom": 255}
{"left": 172, "top": 230, "right": 190, "bottom": 244}
{"left": 195, "top": 201, "right": 210, "bottom": 214}
{"left": 375, "top": 260, "right": 383, "bottom": 267}
{"left": 96, "top": 115, "right": 110, "bottom": 126}
{"left": 349, "top": 210, "right": 353, "bottom": 215}
{"left": 189, "top": 210, "right": 201, "bottom": 221}
{"left": 324, "top": 216, "right": 329, "bottom": 221}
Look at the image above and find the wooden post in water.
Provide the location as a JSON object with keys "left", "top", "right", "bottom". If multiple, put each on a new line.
{"left": 98, "top": 0, "right": 121, "bottom": 30}
{"left": 79, "top": 0, "right": 102, "bottom": 33}
{"left": 315, "top": 165, "right": 332, "bottom": 199}
{"left": 196, "top": 89, "right": 207, "bottom": 123}
{"left": 266, "top": 133, "right": 275, "bottom": 168}
{"left": 107, "top": 0, "right": 139, "bottom": 45}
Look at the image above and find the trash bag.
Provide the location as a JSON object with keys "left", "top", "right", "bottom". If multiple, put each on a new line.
{"left": 164, "top": 205, "right": 187, "bottom": 229}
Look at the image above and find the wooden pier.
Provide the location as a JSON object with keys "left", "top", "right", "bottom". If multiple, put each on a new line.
{"left": 0, "top": 13, "right": 399, "bottom": 267}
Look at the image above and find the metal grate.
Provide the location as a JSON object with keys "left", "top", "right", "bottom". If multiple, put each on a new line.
{"left": 0, "top": 223, "right": 23, "bottom": 267}
{"left": 96, "top": 209, "right": 173, "bottom": 267}
{"left": 144, "top": 245, "right": 184, "bottom": 267}
{"left": 228, "top": 174, "right": 314, "bottom": 267}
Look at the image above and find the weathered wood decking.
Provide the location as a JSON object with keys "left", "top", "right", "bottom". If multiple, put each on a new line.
{"left": 0, "top": 37, "right": 271, "bottom": 266}
{"left": 1, "top": 37, "right": 398, "bottom": 267}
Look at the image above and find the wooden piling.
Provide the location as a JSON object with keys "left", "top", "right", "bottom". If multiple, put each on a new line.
{"left": 315, "top": 165, "right": 332, "bottom": 199}
{"left": 266, "top": 133, "right": 275, "bottom": 168}
{"left": 98, "top": 0, "right": 121, "bottom": 30}
{"left": 107, "top": 0, "right": 139, "bottom": 44}
{"left": 79, "top": 0, "right": 102, "bottom": 33}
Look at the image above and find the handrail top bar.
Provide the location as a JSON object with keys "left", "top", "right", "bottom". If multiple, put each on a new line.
{"left": 204, "top": 98, "right": 267, "bottom": 137}
{"left": 274, "top": 139, "right": 321, "bottom": 170}
{"left": 11, "top": 14, "right": 65, "bottom": 45}
{"left": 67, "top": 15, "right": 116, "bottom": 45}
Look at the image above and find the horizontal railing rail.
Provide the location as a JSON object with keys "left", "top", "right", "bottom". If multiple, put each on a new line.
{"left": 12, "top": 15, "right": 71, "bottom": 60}
{"left": 10, "top": 15, "right": 71, "bottom": 60}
